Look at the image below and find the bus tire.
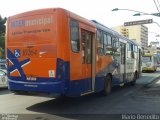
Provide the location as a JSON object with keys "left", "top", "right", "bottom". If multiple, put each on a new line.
{"left": 130, "top": 72, "right": 137, "bottom": 86}
{"left": 103, "top": 75, "right": 112, "bottom": 96}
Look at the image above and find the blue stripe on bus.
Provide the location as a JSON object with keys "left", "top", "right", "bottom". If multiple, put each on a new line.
{"left": 8, "top": 75, "right": 124, "bottom": 96}
{"left": 8, "top": 77, "right": 103, "bottom": 96}
{"left": 8, "top": 79, "right": 64, "bottom": 94}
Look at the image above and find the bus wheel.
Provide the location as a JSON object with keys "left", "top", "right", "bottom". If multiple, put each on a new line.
{"left": 103, "top": 75, "right": 112, "bottom": 96}
{"left": 130, "top": 72, "right": 137, "bottom": 86}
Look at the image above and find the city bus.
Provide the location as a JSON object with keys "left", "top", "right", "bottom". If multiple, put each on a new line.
{"left": 6, "top": 8, "right": 141, "bottom": 97}
{"left": 142, "top": 53, "right": 157, "bottom": 72}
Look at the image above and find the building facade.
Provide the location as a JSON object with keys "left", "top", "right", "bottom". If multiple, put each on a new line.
{"left": 112, "top": 25, "right": 148, "bottom": 49}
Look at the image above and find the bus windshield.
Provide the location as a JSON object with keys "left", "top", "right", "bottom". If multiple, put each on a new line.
{"left": 142, "top": 56, "right": 151, "bottom": 62}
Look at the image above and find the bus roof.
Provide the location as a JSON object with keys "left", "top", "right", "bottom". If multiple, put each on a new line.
{"left": 91, "top": 20, "right": 117, "bottom": 35}
{"left": 91, "top": 20, "right": 141, "bottom": 47}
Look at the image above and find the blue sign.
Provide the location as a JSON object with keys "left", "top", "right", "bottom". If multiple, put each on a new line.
{"left": 14, "top": 49, "right": 21, "bottom": 58}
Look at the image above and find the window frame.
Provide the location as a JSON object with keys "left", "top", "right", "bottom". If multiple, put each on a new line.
{"left": 97, "top": 29, "right": 104, "bottom": 55}
{"left": 112, "top": 36, "right": 119, "bottom": 48}
{"left": 70, "top": 19, "right": 80, "bottom": 53}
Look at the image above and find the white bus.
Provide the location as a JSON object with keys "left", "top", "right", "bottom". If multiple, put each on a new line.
{"left": 142, "top": 53, "right": 157, "bottom": 72}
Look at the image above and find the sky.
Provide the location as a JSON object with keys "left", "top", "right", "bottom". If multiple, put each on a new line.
{"left": 1, "top": 0, "right": 160, "bottom": 45}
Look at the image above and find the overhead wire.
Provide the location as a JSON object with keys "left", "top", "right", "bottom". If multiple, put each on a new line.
{"left": 156, "top": 0, "right": 160, "bottom": 12}
{"left": 153, "top": 0, "right": 160, "bottom": 12}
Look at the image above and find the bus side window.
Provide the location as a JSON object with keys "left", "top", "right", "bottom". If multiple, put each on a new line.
{"left": 112, "top": 37, "right": 119, "bottom": 52}
{"left": 112, "top": 37, "right": 119, "bottom": 48}
{"left": 97, "top": 30, "right": 104, "bottom": 55}
{"left": 70, "top": 20, "right": 80, "bottom": 52}
{"left": 134, "top": 45, "right": 138, "bottom": 59}
{"left": 104, "top": 34, "right": 107, "bottom": 54}
{"left": 131, "top": 44, "right": 134, "bottom": 58}
{"left": 87, "top": 33, "right": 92, "bottom": 64}
{"left": 82, "top": 31, "right": 85, "bottom": 63}
{"left": 127, "top": 43, "right": 130, "bottom": 58}
{"left": 104, "top": 34, "right": 112, "bottom": 55}
{"left": 107, "top": 34, "right": 112, "bottom": 46}
{"left": 135, "top": 45, "right": 138, "bottom": 52}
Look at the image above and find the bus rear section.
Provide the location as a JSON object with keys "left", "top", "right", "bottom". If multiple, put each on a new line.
{"left": 6, "top": 8, "right": 68, "bottom": 95}
{"left": 142, "top": 53, "right": 157, "bottom": 72}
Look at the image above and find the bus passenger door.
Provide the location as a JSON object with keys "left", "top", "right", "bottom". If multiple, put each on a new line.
{"left": 81, "top": 30, "right": 94, "bottom": 92}
{"left": 120, "top": 43, "right": 126, "bottom": 82}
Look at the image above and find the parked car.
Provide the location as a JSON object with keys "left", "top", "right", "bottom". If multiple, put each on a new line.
{"left": 0, "top": 59, "right": 7, "bottom": 72}
{"left": 0, "top": 70, "right": 8, "bottom": 88}
{"left": 0, "top": 63, "right": 7, "bottom": 71}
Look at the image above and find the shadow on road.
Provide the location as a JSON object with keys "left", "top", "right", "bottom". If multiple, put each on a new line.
{"left": 26, "top": 85, "right": 137, "bottom": 120}
{"left": 26, "top": 94, "right": 113, "bottom": 120}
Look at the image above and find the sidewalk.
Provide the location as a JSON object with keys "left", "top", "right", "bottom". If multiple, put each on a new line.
{"left": 136, "top": 71, "right": 160, "bottom": 86}
{"left": 136, "top": 67, "right": 160, "bottom": 94}
{"left": 141, "top": 72, "right": 160, "bottom": 96}
{"left": 145, "top": 75, "right": 160, "bottom": 90}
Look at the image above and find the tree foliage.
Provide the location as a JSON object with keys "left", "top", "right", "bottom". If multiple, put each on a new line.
{"left": 0, "top": 16, "right": 6, "bottom": 33}
{"left": 0, "top": 16, "right": 6, "bottom": 58}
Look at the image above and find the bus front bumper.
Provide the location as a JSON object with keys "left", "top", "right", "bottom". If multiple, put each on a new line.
{"left": 142, "top": 67, "right": 155, "bottom": 71}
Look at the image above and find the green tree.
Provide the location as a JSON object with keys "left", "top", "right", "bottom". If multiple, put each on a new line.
{"left": 0, "top": 16, "right": 6, "bottom": 58}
